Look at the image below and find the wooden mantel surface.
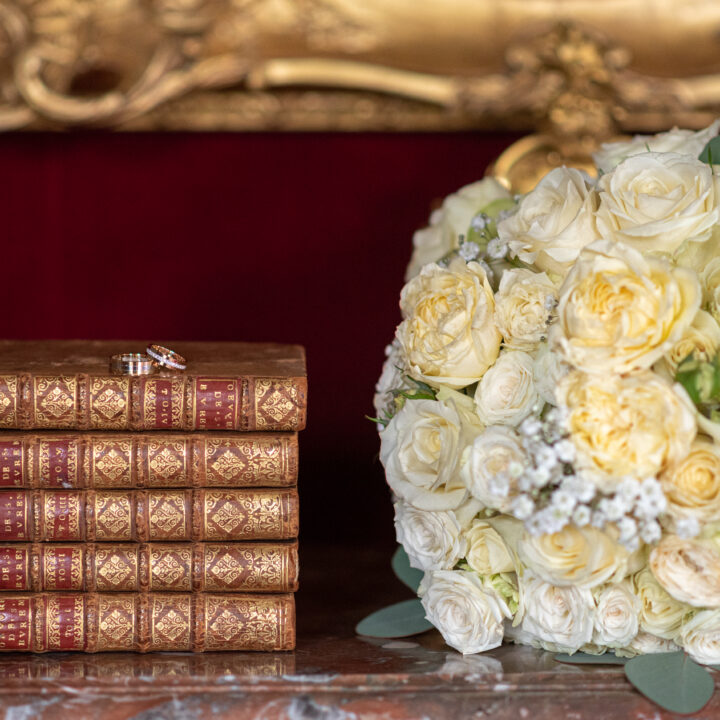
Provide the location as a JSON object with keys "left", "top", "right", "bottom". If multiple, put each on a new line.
{"left": 0, "top": 544, "right": 716, "bottom": 719}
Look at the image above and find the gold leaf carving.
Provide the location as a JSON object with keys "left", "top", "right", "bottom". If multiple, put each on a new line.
{"left": 95, "top": 450, "right": 129, "bottom": 482}
{"left": 150, "top": 549, "right": 190, "bottom": 590}
{"left": 40, "top": 387, "right": 73, "bottom": 418}
{"left": 149, "top": 446, "right": 183, "bottom": 480}
{"left": 96, "top": 551, "right": 134, "bottom": 588}
{"left": 95, "top": 495, "right": 132, "bottom": 539}
{"left": 155, "top": 609, "right": 187, "bottom": 642}
{"left": 209, "top": 450, "right": 244, "bottom": 481}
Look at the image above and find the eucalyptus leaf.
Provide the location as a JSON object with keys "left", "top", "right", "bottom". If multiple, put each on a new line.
{"left": 555, "top": 652, "right": 627, "bottom": 665}
{"left": 624, "top": 651, "right": 714, "bottom": 715}
{"left": 355, "top": 599, "right": 433, "bottom": 638}
{"left": 391, "top": 546, "right": 424, "bottom": 592}
{"left": 699, "top": 136, "right": 720, "bottom": 164}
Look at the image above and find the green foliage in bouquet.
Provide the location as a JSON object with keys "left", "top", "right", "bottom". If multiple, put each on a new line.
{"left": 676, "top": 353, "right": 720, "bottom": 421}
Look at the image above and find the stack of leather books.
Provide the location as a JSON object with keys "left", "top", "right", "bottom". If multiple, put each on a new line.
{"left": 0, "top": 341, "right": 306, "bottom": 652}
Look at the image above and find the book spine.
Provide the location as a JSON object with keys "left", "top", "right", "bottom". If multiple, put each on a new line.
{"left": 0, "top": 542, "right": 299, "bottom": 592}
{"left": 0, "top": 592, "right": 295, "bottom": 652}
{"left": 0, "top": 433, "right": 298, "bottom": 488}
{"left": 0, "top": 489, "right": 299, "bottom": 542}
{"left": 0, "top": 374, "right": 307, "bottom": 432}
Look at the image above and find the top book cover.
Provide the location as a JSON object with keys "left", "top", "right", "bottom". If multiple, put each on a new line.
{"left": 0, "top": 341, "right": 307, "bottom": 432}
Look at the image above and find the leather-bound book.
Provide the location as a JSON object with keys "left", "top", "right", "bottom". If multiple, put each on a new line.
{"left": 0, "top": 592, "right": 295, "bottom": 652}
{"left": 0, "top": 432, "right": 298, "bottom": 488}
{"left": 0, "top": 542, "right": 300, "bottom": 593}
{"left": 0, "top": 340, "right": 307, "bottom": 432}
{"left": 0, "top": 489, "right": 299, "bottom": 542}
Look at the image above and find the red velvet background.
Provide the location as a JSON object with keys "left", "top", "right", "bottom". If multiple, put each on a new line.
{"left": 1, "top": 132, "right": 518, "bottom": 543}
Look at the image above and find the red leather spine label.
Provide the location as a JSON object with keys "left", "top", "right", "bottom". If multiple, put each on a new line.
{"left": 195, "top": 379, "right": 238, "bottom": 430}
{"left": 54, "top": 595, "right": 84, "bottom": 650}
{"left": 0, "top": 492, "right": 28, "bottom": 541}
{"left": 0, "top": 442, "right": 22, "bottom": 488}
{"left": 152, "top": 379, "right": 175, "bottom": 429}
{"left": 0, "top": 597, "right": 31, "bottom": 650}
{"left": 0, "top": 547, "right": 27, "bottom": 590}
{"left": 45, "top": 548, "right": 77, "bottom": 590}
{"left": 45, "top": 440, "right": 72, "bottom": 488}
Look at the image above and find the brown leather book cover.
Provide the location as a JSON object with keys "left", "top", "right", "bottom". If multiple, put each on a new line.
{"left": 0, "top": 431, "right": 298, "bottom": 488}
{"left": 0, "top": 340, "right": 307, "bottom": 432}
{"left": 0, "top": 592, "right": 296, "bottom": 652}
{"left": 0, "top": 489, "right": 299, "bottom": 542}
{"left": 0, "top": 542, "right": 299, "bottom": 593}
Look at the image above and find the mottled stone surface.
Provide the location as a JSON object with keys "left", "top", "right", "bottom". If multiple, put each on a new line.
{"left": 0, "top": 544, "right": 717, "bottom": 719}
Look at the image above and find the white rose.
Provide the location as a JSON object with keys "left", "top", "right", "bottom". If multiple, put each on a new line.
{"left": 679, "top": 609, "right": 720, "bottom": 665}
{"left": 557, "top": 370, "right": 696, "bottom": 487}
{"left": 494, "top": 269, "right": 557, "bottom": 350}
{"left": 634, "top": 567, "right": 691, "bottom": 640}
{"left": 596, "top": 152, "right": 720, "bottom": 254}
{"left": 701, "top": 256, "right": 720, "bottom": 324}
{"left": 406, "top": 178, "right": 512, "bottom": 280}
{"left": 650, "top": 535, "right": 720, "bottom": 608}
{"left": 518, "top": 525, "right": 629, "bottom": 589}
{"left": 498, "top": 167, "right": 600, "bottom": 278}
{"left": 420, "top": 570, "right": 511, "bottom": 654}
{"left": 659, "top": 310, "right": 720, "bottom": 376}
{"left": 593, "top": 581, "right": 640, "bottom": 648}
{"left": 397, "top": 261, "right": 501, "bottom": 389}
{"left": 533, "top": 341, "right": 569, "bottom": 405}
{"left": 380, "top": 398, "right": 468, "bottom": 511}
{"left": 514, "top": 574, "right": 595, "bottom": 653}
{"left": 394, "top": 501, "right": 467, "bottom": 572}
{"left": 373, "top": 341, "right": 409, "bottom": 424}
{"left": 660, "top": 441, "right": 720, "bottom": 524}
{"left": 593, "top": 120, "right": 720, "bottom": 174}
{"left": 465, "top": 519, "right": 516, "bottom": 576}
{"left": 625, "top": 631, "right": 680, "bottom": 656}
{"left": 553, "top": 240, "right": 701, "bottom": 375}
{"left": 474, "top": 350, "right": 539, "bottom": 426}
{"left": 460, "top": 425, "right": 526, "bottom": 511}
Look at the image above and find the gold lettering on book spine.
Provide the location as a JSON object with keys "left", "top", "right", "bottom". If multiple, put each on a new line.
{"left": 149, "top": 546, "right": 192, "bottom": 591}
{"left": 149, "top": 492, "right": 187, "bottom": 540}
{"left": 34, "top": 377, "right": 76, "bottom": 428}
{"left": 97, "top": 595, "right": 136, "bottom": 651}
{"left": 151, "top": 595, "right": 191, "bottom": 650}
{"left": 89, "top": 378, "right": 130, "bottom": 429}
{"left": 205, "top": 437, "right": 286, "bottom": 486}
{"left": 254, "top": 379, "right": 301, "bottom": 430}
{"left": 146, "top": 440, "right": 187, "bottom": 486}
{"left": 92, "top": 440, "right": 132, "bottom": 487}
{"left": 94, "top": 493, "right": 133, "bottom": 540}
{"left": 143, "top": 378, "right": 184, "bottom": 428}
{"left": 205, "top": 596, "right": 280, "bottom": 650}
{"left": 46, "top": 595, "right": 84, "bottom": 650}
{"left": 95, "top": 547, "right": 138, "bottom": 591}
{"left": 0, "top": 377, "right": 17, "bottom": 427}
{"left": 39, "top": 440, "right": 79, "bottom": 487}
{"left": 43, "top": 547, "right": 84, "bottom": 590}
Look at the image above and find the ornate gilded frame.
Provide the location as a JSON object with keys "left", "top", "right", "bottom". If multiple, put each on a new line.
{"left": 3, "top": 1, "right": 720, "bottom": 134}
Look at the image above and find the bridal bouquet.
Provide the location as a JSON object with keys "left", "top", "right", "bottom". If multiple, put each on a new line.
{"left": 373, "top": 121, "right": 720, "bottom": 666}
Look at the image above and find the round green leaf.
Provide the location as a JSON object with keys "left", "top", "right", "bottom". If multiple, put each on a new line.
{"left": 624, "top": 651, "right": 714, "bottom": 715}
{"left": 391, "top": 546, "right": 424, "bottom": 592}
{"left": 355, "top": 599, "right": 433, "bottom": 638}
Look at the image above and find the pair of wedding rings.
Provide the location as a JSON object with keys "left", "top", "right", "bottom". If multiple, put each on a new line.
{"left": 110, "top": 345, "right": 187, "bottom": 376}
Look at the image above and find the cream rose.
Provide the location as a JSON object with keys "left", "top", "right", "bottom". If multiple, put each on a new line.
{"left": 553, "top": 240, "right": 701, "bottom": 374}
{"left": 494, "top": 269, "right": 557, "bottom": 350}
{"left": 533, "top": 341, "right": 570, "bottom": 405}
{"left": 593, "top": 581, "right": 640, "bottom": 648}
{"left": 498, "top": 167, "right": 600, "bottom": 278}
{"left": 679, "top": 609, "right": 720, "bottom": 665}
{"left": 702, "top": 256, "right": 720, "bottom": 324}
{"left": 518, "top": 525, "right": 629, "bottom": 589}
{"left": 460, "top": 425, "right": 526, "bottom": 511}
{"left": 557, "top": 370, "right": 696, "bottom": 486}
{"left": 593, "top": 121, "right": 720, "bottom": 173}
{"left": 394, "top": 501, "right": 467, "bottom": 572}
{"left": 514, "top": 575, "right": 595, "bottom": 653}
{"left": 465, "top": 519, "right": 516, "bottom": 576}
{"left": 634, "top": 567, "right": 691, "bottom": 639}
{"left": 397, "top": 261, "right": 501, "bottom": 389}
{"left": 661, "top": 441, "right": 720, "bottom": 524}
{"left": 474, "top": 350, "right": 539, "bottom": 426}
{"left": 596, "top": 152, "right": 720, "bottom": 254}
{"left": 406, "top": 179, "right": 512, "bottom": 280}
{"left": 420, "top": 570, "right": 511, "bottom": 654}
{"left": 650, "top": 535, "right": 720, "bottom": 608}
{"left": 380, "top": 398, "right": 468, "bottom": 511}
{"left": 660, "top": 310, "right": 720, "bottom": 375}
{"left": 626, "top": 631, "right": 680, "bottom": 656}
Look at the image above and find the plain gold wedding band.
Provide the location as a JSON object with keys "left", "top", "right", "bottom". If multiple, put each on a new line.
{"left": 110, "top": 353, "right": 155, "bottom": 376}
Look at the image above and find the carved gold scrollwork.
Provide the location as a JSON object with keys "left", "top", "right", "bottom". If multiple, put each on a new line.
{"left": 2, "top": 2, "right": 720, "bottom": 132}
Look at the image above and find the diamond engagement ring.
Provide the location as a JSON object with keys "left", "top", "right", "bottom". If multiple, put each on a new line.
{"left": 146, "top": 344, "right": 187, "bottom": 371}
